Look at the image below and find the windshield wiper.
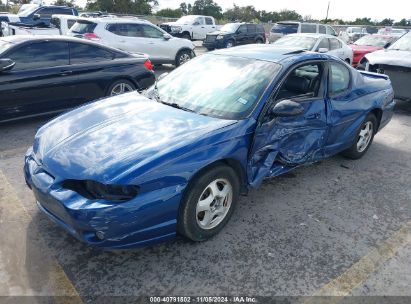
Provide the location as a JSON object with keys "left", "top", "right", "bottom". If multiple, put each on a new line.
{"left": 160, "top": 100, "right": 195, "bottom": 113}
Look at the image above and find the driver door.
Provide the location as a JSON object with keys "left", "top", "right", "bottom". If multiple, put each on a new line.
{"left": 247, "top": 61, "right": 329, "bottom": 187}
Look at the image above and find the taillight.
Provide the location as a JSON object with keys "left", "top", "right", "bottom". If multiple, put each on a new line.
{"left": 144, "top": 59, "right": 154, "bottom": 71}
{"left": 83, "top": 32, "right": 100, "bottom": 41}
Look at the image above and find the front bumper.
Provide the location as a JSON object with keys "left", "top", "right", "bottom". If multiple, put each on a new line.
{"left": 203, "top": 39, "right": 225, "bottom": 49}
{"left": 24, "top": 150, "right": 183, "bottom": 249}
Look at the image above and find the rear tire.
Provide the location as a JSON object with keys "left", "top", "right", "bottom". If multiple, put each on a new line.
{"left": 107, "top": 79, "right": 135, "bottom": 96}
{"left": 342, "top": 113, "right": 377, "bottom": 159}
{"left": 178, "top": 165, "right": 240, "bottom": 242}
{"left": 182, "top": 32, "right": 191, "bottom": 40}
{"left": 256, "top": 38, "right": 264, "bottom": 44}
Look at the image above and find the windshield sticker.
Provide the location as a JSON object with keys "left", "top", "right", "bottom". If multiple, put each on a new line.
{"left": 237, "top": 97, "right": 249, "bottom": 105}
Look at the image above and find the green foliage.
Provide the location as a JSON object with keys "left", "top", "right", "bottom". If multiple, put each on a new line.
{"left": 156, "top": 8, "right": 182, "bottom": 18}
{"left": 86, "top": 0, "right": 158, "bottom": 15}
{"left": 191, "top": 0, "right": 222, "bottom": 19}
{"left": 52, "top": 0, "right": 76, "bottom": 8}
{"left": 394, "top": 18, "right": 411, "bottom": 26}
{"left": 179, "top": 2, "right": 192, "bottom": 15}
{"left": 224, "top": 6, "right": 301, "bottom": 23}
{"left": 378, "top": 18, "right": 394, "bottom": 26}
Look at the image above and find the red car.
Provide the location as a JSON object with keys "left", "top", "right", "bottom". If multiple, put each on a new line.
{"left": 350, "top": 35, "right": 396, "bottom": 67}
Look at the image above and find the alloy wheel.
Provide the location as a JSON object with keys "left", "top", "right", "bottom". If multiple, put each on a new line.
{"left": 110, "top": 82, "right": 134, "bottom": 96}
{"left": 179, "top": 53, "right": 191, "bottom": 65}
{"left": 196, "top": 178, "right": 233, "bottom": 230}
{"left": 357, "top": 121, "right": 374, "bottom": 153}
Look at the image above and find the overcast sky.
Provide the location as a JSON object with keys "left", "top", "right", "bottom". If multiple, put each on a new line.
{"left": 156, "top": 0, "right": 410, "bottom": 22}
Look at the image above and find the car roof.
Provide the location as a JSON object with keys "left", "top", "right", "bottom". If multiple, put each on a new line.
{"left": 286, "top": 33, "right": 336, "bottom": 39}
{"left": 212, "top": 44, "right": 327, "bottom": 63}
{"left": 75, "top": 16, "right": 150, "bottom": 24}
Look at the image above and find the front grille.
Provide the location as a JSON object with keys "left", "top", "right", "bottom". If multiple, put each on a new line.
{"left": 205, "top": 35, "right": 216, "bottom": 42}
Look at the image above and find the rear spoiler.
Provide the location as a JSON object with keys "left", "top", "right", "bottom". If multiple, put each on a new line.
{"left": 359, "top": 70, "right": 389, "bottom": 80}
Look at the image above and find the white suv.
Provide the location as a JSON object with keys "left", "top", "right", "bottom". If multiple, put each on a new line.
{"left": 68, "top": 17, "right": 196, "bottom": 66}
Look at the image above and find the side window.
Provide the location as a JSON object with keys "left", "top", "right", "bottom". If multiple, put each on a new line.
{"left": 257, "top": 25, "right": 265, "bottom": 33}
{"left": 107, "top": 23, "right": 143, "bottom": 37}
{"left": 317, "top": 38, "right": 329, "bottom": 50}
{"left": 319, "top": 25, "right": 326, "bottom": 34}
{"left": 8, "top": 41, "right": 69, "bottom": 70}
{"left": 194, "top": 17, "right": 204, "bottom": 25}
{"left": 329, "top": 38, "right": 342, "bottom": 50}
{"left": 237, "top": 25, "right": 247, "bottom": 34}
{"left": 205, "top": 17, "right": 213, "bottom": 25}
{"left": 67, "top": 19, "right": 76, "bottom": 29}
{"left": 326, "top": 26, "right": 336, "bottom": 36}
{"left": 70, "top": 43, "right": 113, "bottom": 64}
{"left": 301, "top": 23, "right": 317, "bottom": 33}
{"left": 142, "top": 25, "right": 164, "bottom": 38}
{"left": 329, "top": 63, "right": 350, "bottom": 95}
{"left": 36, "top": 8, "right": 53, "bottom": 18}
{"left": 275, "top": 63, "right": 323, "bottom": 101}
{"left": 247, "top": 24, "right": 256, "bottom": 33}
{"left": 53, "top": 8, "right": 72, "bottom": 15}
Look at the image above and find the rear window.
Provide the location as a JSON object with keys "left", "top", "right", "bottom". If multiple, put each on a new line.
{"left": 257, "top": 24, "right": 265, "bottom": 33}
{"left": 271, "top": 23, "right": 298, "bottom": 34}
{"left": 70, "top": 21, "right": 97, "bottom": 34}
{"left": 247, "top": 24, "right": 256, "bottom": 33}
{"left": 301, "top": 24, "right": 317, "bottom": 33}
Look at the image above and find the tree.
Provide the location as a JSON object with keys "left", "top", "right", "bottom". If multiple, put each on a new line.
{"left": 378, "top": 18, "right": 394, "bottom": 26}
{"left": 351, "top": 17, "right": 374, "bottom": 25}
{"left": 179, "top": 2, "right": 192, "bottom": 15}
{"left": 191, "top": 0, "right": 222, "bottom": 19}
{"left": 86, "top": 0, "right": 158, "bottom": 15}
{"left": 277, "top": 9, "right": 301, "bottom": 21}
{"left": 224, "top": 5, "right": 259, "bottom": 22}
{"left": 156, "top": 8, "right": 182, "bottom": 18}
{"left": 394, "top": 18, "right": 411, "bottom": 26}
{"left": 52, "top": 0, "right": 75, "bottom": 7}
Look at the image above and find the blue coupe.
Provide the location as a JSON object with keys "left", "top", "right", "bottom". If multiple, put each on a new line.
{"left": 24, "top": 45, "right": 395, "bottom": 249}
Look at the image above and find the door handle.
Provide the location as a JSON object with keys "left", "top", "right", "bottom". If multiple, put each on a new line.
{"left": 60, "top": 70, "right": 73, "bottom": 76}
{"left": 305, "top": 113, "right": 321, "bottom": 120}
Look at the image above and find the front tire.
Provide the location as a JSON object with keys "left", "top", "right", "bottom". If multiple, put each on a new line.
{"left": 342, "top": 113, "right": 377, "bottom": 159}
{"left": 181, "top": 32, "right": 191, "bottom": 40}
{"left": 225, "top": 40, "right": 235, "bottom": 48}
{"left": 178, "top": 165, "right": 240, "bottom": 242}
{"left": 175, "top": 49, "right": 193, "bottom": 67}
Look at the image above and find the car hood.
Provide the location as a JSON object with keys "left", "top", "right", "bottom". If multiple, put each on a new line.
{"left": 351, "top": 44, "right": 382, "bottom": 53}
{"left": 33, "top": 92, "right": 235, "bottom": 182}
{"left": 365, "top": 49, "right": 411, "bottom": 68}
{"left": 207, "top": 30, "right": 232, "bottom": 36}
{"left": 163, "top": 22, "right": 190, "bottom": 26}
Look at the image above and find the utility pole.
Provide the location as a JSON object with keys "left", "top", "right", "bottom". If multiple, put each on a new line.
{"left": 325, "top": 1, "right": 330, "bottom": 22}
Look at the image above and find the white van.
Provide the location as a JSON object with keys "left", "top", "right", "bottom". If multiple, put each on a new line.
{"left": 269, "top": 21, "right": 337, "bottom": 43}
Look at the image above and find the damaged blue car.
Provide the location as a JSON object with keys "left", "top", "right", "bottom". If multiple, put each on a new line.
{"left": 24, "top": 45, "right": 395, "bottom": 248}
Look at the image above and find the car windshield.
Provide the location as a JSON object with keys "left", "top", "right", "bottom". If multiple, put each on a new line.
{"left": 274, "top": 36, "right": 317, "bottom": 50}
{"left": 0, "top": 40, "right": 12, "bottom": 55}
{"left": 70, "top": 21, "right": 96, "bottom": 34}
{"left": 155, "top": 54, "right": 281, "bottom": 120}
{"left": 175, "top": 16, "right": 197, "bottom": 24}
{"left": 17, "top": 4, "right": 39, "bottom": 15}
{"left": 354, "top": 35, "right": 391, "bottom": 47}
{"left": 389, "top": 35, "right": 411, "bottom": 51}
{"left": 220, "top": 23, "right": 239, "bottom": 33}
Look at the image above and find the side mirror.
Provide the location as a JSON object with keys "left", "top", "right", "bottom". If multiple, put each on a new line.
{"left": 384, "top": 42, "right": 391, "bottom": 48}
{"left": 33, "top": 14, "right": 40, "bottom": 20}
{"left": 163, "top": 33, "right": 171, "bottom": 40}
{"left": 157, "top": 72, "right": 169, "bottom": 81}
{"left": 318, "top": 47, "right": 329, "bottom": 53}
{"left": 271, "top": 100, "right": 304, "bottom": 117}
{"left": 0, "top": 58, "right": 15, "bottom": 72}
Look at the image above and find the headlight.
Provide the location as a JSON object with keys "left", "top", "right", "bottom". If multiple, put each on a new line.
{"left": 171, "top": 26, "right": 182, "bottom": 33}
{"left": 63, "top": 180, "right": 139, "bottom": 202}
{"left": 216, "top": 35, "right": 224, "bottom": 40}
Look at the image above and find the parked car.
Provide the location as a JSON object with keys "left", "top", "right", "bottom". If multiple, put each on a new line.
{"left": 160, "top": 15, "right": 219, "bottom": 40}
{"left": 203, "top": 22, "right": 265, "bottom": 50}
{"left": 377, "top": 27, "right": 407, "bottom": 37}
{"left": 68, "top": 18, "right": 196, "bottom": 66}
{"left": 358, "top": 32, "right": 411, "bottom": 100}
{"left": 0, "top": 35, "right": 155, "bottom": 123}
{"left": 1, "top": 15, "right": 78, "bottom": 36}
{"left": 24, "top": 45, "right": 395, "bottom": 248}
{"left": 350, "top": 34, "right": 397, "bottom": 67}
{"left": 339, "top": 26, "right": 368, "bottom": 43}
{"left": 269, "top": 21, "right": 337, "bottom": 43}
{"left": 0, "top": 14, "right": 20, "bottom": 36}
{"left": 8, "top": 5, "right": 78, "bottom": 27}
{"left": 273, "top": 33, "right": 353, "bottom": 64}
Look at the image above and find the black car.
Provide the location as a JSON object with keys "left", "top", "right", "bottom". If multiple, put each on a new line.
{"left": 0, "top": 36, "right": 155, "bottom": 123}
{"left": 203, "top": 23, "right": 266, "bottom": 50}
